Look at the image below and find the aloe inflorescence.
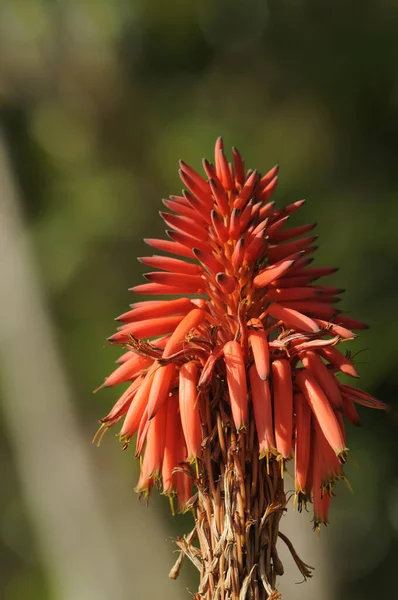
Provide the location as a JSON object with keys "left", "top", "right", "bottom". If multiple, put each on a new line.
{"left": 96, "top": 138, "right": 386, "bottom": 599}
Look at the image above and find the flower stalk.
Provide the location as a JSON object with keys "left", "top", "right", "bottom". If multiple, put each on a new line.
{"left": 96, "top": 138, "right": 386, "bottom": 599}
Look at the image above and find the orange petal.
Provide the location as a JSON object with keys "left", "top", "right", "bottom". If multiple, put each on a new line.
{"left": 267, "top": 303, "right": 320, "bottom": 334}
{"left": 175, "top": 470, "right": 193, "bottom": 513}
{"left": 334, "top": 315, "right": 369, "bottom": 330}
{"left": 242, "top": 214, "right": 267, "bottom": 240}
{"left": 117, "top": 298, "right": 194, "bottom": 324}
{"left": 162, "top": 393, "right": 180, "bottom": 495}
{"left": 202, "top": 158, "right": 218, "bottom": 180}
{"left": 239, "top": 199, "right": 255, "bottom": 230}
{"left": 314, "top": 285, "right": 345, "bottom": 295}
{"left": 229, "top": 208, "right": 241, "bottom": 239}
{"left": 137, "top": 399, "right": 168, "bottom": 482}
{"left": 163, "top": 308, "right": 207, "bottom": 358}
{"left": 258, "top": 200, "right": 276, "bottom": 220}
{"left": 223, "top": 340, "right": 248, "bottom": 430}
{"left": 115, "top": 350, "right": 136, "bottom": 364}
{"left": 271, "top": 275, "right": 319, "bottom": 288}
{"left": 179, "top": 362, "right": 202, "bottom": 460}
{"left": 209, "top": 177, "right": 229, "bottom": 216}
{"left": 248, "top": 321, "right": 270, "bottom": 381}
{"left": 320, "top": 346, "right": 360, "bottom": 378}
{"left": 183, "top": 189, "right": 213, "bottom": 223}
{"left": 103, "top": 354, "right": 152, "bottom": 387}
{"left": 160, "top": 211, "right": 209, "bottom": 242}
{"left": 135, "top": 406, "right": 150, "bottom": 457}
{"left": 193, "top": 248, "right": 224, "bottom": 275}
{"left": 144, "top": 237, "right": 193, "bottom": 258}
{"left": 270, "top": 222, "right": 316, "bottom": 243}
{"left": 216, "top": 145, "right": 233, "bottom": 190}
{"left": 214, "top": 137, "right": 224, "bottom": 174}
{"left": 179, "top": 169, "right": 213, "bottom": 209}
{"left": 135, "top": 473, "right": 154, "bottom": 497}
{"left": 313, "top": 319, "right": 357, "bottom": 340}
{"left": 179, "top": 159, "right": 209, "bottom": 195}
{"left": 266, "top": 215, "right": 289, "bottom": 238}
{"left": 295, "top": 371, "right": 346, "bottom": 456}
{"left": 130, "top": 282, "right": 199, "bottom": 295}
{"left": 301, "top": 350, "right": 343, "bottom": 410}
{"left": 279, "top": 199, "right": 306, "bottom": 217}
{"left": 294, "top": 392, "right": 311, "bottom": 494}
{"left": 147, "top": 363, "right": 176, "bottom": 419}
{"left": 231, "top": 238, "right": 245, "bottom": 267}
{"left": 162, "top": 197, "right": 206, "bottom": 224}
{"left": 287, "top": 266, "right": 338, "bottom": 279}
{"left": 275, "top": 250, "right": 309, "bottom": 267}
{"left": 100, "top": 377, "right": 143, "bottom": 426}
{"left": 138, "top": 255, "right": 202, "bottom": 275}
{"left": 272, "top": 359, "right": 293, "bottom": 459}
{"left": 267, "top": 236, "right": 317, "bottom": 263}
{"left": 216, "top": 272, "right": 237, "bottom": 294}
{"left": 313, "top": 418, "right": 342, "bottom": 482}
{"left": 120, "top": 367, "right": 156, "bottom": 438}
{"left": 167, "top": 229, "right": 210, "bottom": 254}
{"left": 144, "top": 271, "right": 204, "bottom": 292}
{"left": 258, "top": 165, "right": 279, "bottom": 190}
{"left": 168, "top": 193, "right": 191, "bottom": 207}
{"left": 108, "top": 315, "right": 185, "bottom": 343}
{"left": 211, "top": 209, "right": 229, "bottom": 242}
{"left": 253, "top": 259, "right": 295, "bottom": 288}
{"left": 280, "top": 300, "right": 338, "bottom": 320}
{"left": 335, "top": 410, "right": 347, "bottom": 444}
{"left": 267, "top": 286, "right": 320, "bottom": 303}
{"left": 232, "top": 146, "right": 245, "bottom": 186}
{"left": 244, "top": 230, "right": 266, "bottom": 262}
{"left": 341, "top": 395, "right": 361, "bottom": 426}
{"left": 234, "top": 170, "right": 259, "bottom": 209}
{"left": 249, "top": 365, "right": 276, "bottom": 458}
{"left": 257, "top": 174, "right": 278, "bottom": 202}
{"left": 172, "top": 423, "right": 190, "bottom": 511}
{"left": 340, "top": 384, "right": 387, "bottom": 410}
{"left": 312, "top": 473, "right": 331, "bottom": 528}
{"left": 311, "top": 431, "right": 330, "bottom": 528}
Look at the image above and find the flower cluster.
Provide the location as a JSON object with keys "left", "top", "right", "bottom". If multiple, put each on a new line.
{"left": 97, "top": 138, "right": 386, "bottom": 597}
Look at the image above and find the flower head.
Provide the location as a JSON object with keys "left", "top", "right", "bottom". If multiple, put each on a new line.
{"left": 96, "top": 138, "right": 386, "bottom": 595}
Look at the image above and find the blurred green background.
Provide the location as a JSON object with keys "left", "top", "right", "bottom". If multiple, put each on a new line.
{"left": 0, "top": 1, "right": 397, "bottom": 599}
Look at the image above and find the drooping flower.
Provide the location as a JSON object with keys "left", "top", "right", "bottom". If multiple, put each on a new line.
{"left": 96, "top": 138, "right": 387, "bottom": 598}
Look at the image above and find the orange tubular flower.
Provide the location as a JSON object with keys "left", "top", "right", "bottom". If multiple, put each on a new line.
{"left": 96, "top": 138, "right": 387, "bottom": 599}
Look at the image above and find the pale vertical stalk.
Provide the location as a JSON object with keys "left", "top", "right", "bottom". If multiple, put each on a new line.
{"left": 0, "top": 129, "right": 187, "bottom": 600}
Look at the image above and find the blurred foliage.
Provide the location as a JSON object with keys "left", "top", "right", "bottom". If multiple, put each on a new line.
{"left": 0, "top": 0, "right": 397, "bottom": 598}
